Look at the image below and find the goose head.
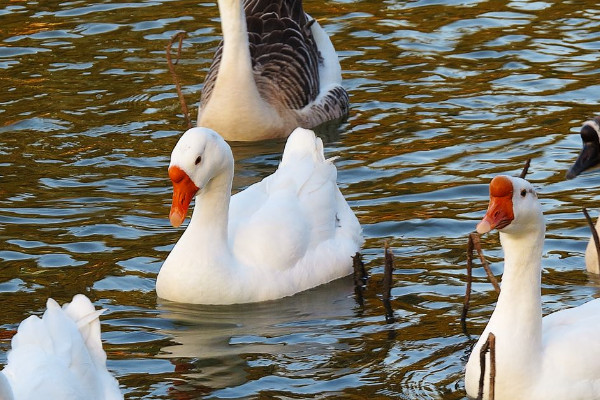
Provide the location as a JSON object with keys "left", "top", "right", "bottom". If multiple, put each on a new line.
{"left": 566, "top": 117, "right": 600, "bottom": 180}
{"left": 476, "top": 175, "right": 543, "bottom": 236}
{"left": 168, "top": 127, "right": 233, "bottom": 227}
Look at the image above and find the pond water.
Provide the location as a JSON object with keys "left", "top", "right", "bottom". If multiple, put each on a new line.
{"left": 1, "top": 0, "right": 600, "bottom": 398}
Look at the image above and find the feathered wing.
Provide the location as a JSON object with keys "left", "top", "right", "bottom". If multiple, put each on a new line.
{"left": 1, "top": 295, "right": 122, "bottom": 400}
{"left": 527, "top": 299, "right": 600, "bottom": 398}
{"left": 0, "top": 373, "right": 14, "bottom": 400}
{"left": 229, "top": 128, "right": 361, "bottom": 273}
{"left": 202, "top": 0, "right": 318, "bottom": 108}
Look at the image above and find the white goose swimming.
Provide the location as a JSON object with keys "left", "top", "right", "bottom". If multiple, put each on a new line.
{"left": 0, "top": 294, "right": 122, "bottom": 400}
{"left": 465, "top": 175, "right": 600, "bottom": 400}
{"left": 197, "top": 0, "right": 349, "bottom": 141}
{"left": 156, "top": 127, "right": 362, "bottom": 304}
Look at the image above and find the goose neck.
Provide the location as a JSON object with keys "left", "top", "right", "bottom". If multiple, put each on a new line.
{"left": 216, "top": 0, "right": 253, "bottom": 79}
{"left": 187, "top": 168, "right": 233, "bottom": 247}
{"left": 487, "top": 228, "right": 545, "bottom": 361}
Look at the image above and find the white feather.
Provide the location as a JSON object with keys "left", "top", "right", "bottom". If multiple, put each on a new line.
{"left": 0, "top": 295, "right": 122, "bottom": 400}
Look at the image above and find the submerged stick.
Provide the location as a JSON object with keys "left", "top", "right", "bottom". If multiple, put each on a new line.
{"left": 471, "top": 233, "right": 500, "bottom": 293}
{"left": 461, "top": 234, "right": 475, "bottom": 334}
{"left": 477, "top": 332, "right": 496, "bottom": 400}
{"left": 462, "top": 233, "right": 500, "bottom": 333}
{"left": 166, "top": 31, "right": 192, "bottom": 129}
{"left": 489, "top": 333, "right": 496, "bottom": 400}
{"left": 352, "top": 252, "right": 367, "bottom": 306}
{"left": 583, "top": 207, "right": 600, "bottom": 273}
{"left": 383, "top": 242, "right": 396, "bottom": 323}
{"left": 519, "top": 158, "right": 531, "bottom": 179}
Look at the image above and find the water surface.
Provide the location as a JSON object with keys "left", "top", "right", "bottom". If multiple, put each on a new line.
{"left": 1, "top": 0, "right": 600, "bottom": 398}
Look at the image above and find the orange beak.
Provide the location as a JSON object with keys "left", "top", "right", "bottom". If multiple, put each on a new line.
{"left": 476, "top": 176, "right": 514, "bottom": 234}
{"left": 168, "top": 166, "right": 199, "bottom": 228}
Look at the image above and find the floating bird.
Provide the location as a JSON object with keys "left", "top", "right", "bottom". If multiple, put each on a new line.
{"left": 196, "top": 0, "right": 349, "bottom": 141}
{"left": 156, "top": 127, "right": 362, "bottom": 304}
{"left": 465, "top": 175, "right": 600, "bottom": 400}
{"left": 0, "top": 295, "right": 122, "bottom": 400}
{"left": 566, "top": 116, "right": 600, "bottom": 179}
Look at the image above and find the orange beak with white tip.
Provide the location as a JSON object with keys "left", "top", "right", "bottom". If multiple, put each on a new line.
{"left": 169, "top": 166, "right": 199, "bottom": 228}
{"left": 476, "top": 175, "right": 515, "bottom": 234}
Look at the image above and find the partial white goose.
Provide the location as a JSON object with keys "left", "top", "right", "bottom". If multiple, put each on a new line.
{"left": 465, "top": 175, "right": 600, "bottom": 400}
{"left": 0, "top": 294, "right": 122, "bottom": 400}
{"left": 156, "top": 127, "right": 362, "bottom": 304}
{"left": 585, "top": 214, "right": 600, "bottom": 274}
{"left": 197, "top": 0, "right": 349, "bottom": 141}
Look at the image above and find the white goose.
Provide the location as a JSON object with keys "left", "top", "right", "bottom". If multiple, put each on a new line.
{"left": 0, "top": 295, "right": 122, "bottom": 400}
{"left": 156, "top": 127, "right": 362, "bottom": 304}
{"left": 465, "top": 175, "right": 600, "bottom": 400}
{"left": 197, "top": 0, "right": 349, "bottom": 141}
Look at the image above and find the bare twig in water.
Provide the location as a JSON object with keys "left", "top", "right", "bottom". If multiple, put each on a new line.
{"left": 352, "top": 252, "right": 367, "bottom": 306}
{"left": 583, "top": 207, "right": 600, "bottom": 273}
{"left": 477, "top": 332, "right": 496, "bottom": 400}
{"left": 166, "top": 31, "right": 192, "bottom": 129}
{"left": 383, "top": 242, "right": 396, "bottom": 323}
{"left": 519, "top": 158, "right": 531, "bottom": 179}
{"left": 462, "top": 233, "right": 500, "bottom": 333}
{"left": 471, "top": 233, "right": 500, "bottom": 293}
{"left": 461, "top": 234, "right": 475, "bottom": 334}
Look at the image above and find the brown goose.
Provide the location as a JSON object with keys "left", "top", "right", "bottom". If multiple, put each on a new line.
{"left": 197, "top": 0, "right": 349, "bottom": 141}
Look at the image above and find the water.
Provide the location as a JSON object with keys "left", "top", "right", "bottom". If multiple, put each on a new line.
{"left": 1, "top": 0, "right": 600, "bottom": 398}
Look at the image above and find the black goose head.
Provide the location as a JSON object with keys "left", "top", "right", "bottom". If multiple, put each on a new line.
{"left": 566, "top": 117, "right": 600, "bottom": 180}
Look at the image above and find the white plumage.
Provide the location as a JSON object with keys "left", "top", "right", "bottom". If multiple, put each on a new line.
{"left": 0, "top": 294, "right": 122, "bottom": 400}
{"left": 465, "top": 175, "right": 600, "bottom": 400}
{"left": 156, "top": 127, "right": 363, "bottom": 304}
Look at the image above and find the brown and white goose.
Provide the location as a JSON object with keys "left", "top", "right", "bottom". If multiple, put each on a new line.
{"left": 197, "top": 0, "right": 349, "bottom": 141}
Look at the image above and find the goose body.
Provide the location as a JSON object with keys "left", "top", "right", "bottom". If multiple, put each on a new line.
{"left": 566, "top": 116, "right": 600, "bottom": 179}
{"left": 585, "top": 215, "right": 600, "bottom": 274}
{"left": 197, "top": 0, "right": 349, "bottom": 141}
{"left": 465, "top": 175, "right": 600, "bottom": 400}
{"left": 0, "top": 295, "right": 122, "bottom": 400}
{"left": 156, "top": 127, "right": 362, "bottom": 304}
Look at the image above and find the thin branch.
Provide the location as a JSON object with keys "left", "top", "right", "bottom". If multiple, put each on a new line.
{"left": 583, "top": 207, "right": 600, "bottom": 273}
{"left": 477, "top": 332, "right": 496, "bottom": 400}
{"left": 519, "top": 158, "right": 531, "bottom": 179}
{"left": 489, "top": 333, "right": 496, "bottom": 400}
{"left": 166, "top": 31, "right": 192, "bottom": 129}
{"left": 462, "top": 233, "right": 500, "bottom": 334}
{"left": 383, "top": 242, "right": 396, "bottom": 323}
{"left": 461, "top": 234, "right": 475, "bottom": 334}
{"left": 471, "top": 233, "right": 501, "bottom": 294}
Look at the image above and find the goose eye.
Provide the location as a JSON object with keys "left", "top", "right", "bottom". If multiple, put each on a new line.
{"left": 520, "top": 189, "right": 527, "bottom": 197}
{"left": 195, "top": 156, "right": 202, "bottom": 165}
